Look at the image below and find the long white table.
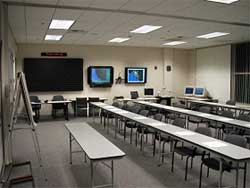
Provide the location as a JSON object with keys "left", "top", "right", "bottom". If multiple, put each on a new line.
{"left": 91, "top": 102, "right": 250, "bottom": 188}
{"left": 117, "top": 97, "right": 158, "bottom": 102}
{"left": 65, "top": 122, "right": 125, "bottom": 188}
{"left": 189, "top": 100, "right": 250, "bottom": 114}
{"left": 134, "top": 101, "right": 250, "bottom": 132}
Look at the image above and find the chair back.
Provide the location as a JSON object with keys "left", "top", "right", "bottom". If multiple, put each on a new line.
{"left": 224, "top": 135, "right": 247, "bottom": 148}
{"left": 226, "top": 100, "right": 236, "bottom": 105}
{"left": 173, "top": 102, "right": 186, "bottom": 109}
{"left": 52, "top": 95, "right": 64, "bottom": 101}
{"left": 195, "top": 127, "right": 212, "bottom": 137}
{"left": 130, "top": 105, "right": 141, "bottom": 114}
{"left": 237, "top": 114, "right": 250, "bottom": 122}
{"left": 160, "top": 100, "right": 167, "bottom": 105}
{"left": 199, "top": 106, "right": 211, "bottom": 114}
{"left": 112, "top": 102, "right": 120, "bottom": 108}
{"left": 130, "top": 91, "right": 139, "bottom": 99}
{"left": 76, "top": 97, "right": 87, "bottom": 108}
{"left": 139, "top": 110, "right": 149, "bottom": 117}
{"left": 154, "top": 113, "right": 163, "bottom": 121}
{"left": 88, "top": 97, "right": 99, "bottom": 102}
{"left": 113, "top": 96, "right": 124, "bottom": 101}
{"left": 221, "top": 110, "right": 234, "bottom": 118}
{"left": 30, "top": 95, "right": 40, "bottom": 102}
{"left": 172, "top": 118, "right": 186, "bottom": 128}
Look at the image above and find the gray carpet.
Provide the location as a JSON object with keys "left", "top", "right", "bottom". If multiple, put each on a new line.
{"left": 9, "top": 116, "right": 250, "bottom": 188}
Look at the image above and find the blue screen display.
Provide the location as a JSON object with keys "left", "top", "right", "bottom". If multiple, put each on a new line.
{"left": 195, "top": 88, "right": 204, "bottom": 95}
{"left": 185, "top": 87, "right": 194, "bottom": 94}
{"left": 127, "top": 68, "right": 145, "bottom": 83}
{"left": 91, "top": 68, "right": 111, "bottom": 83}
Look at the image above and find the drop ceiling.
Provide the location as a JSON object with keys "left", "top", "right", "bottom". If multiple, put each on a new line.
{"left": 4, "top": 0, "right": 250, "bottom": 49}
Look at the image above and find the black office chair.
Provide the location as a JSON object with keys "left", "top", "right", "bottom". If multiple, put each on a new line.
{"left": 130, "top": 91, "right": 139, "bottom": 99}
{"left": 171, "top": 127, "right": 212, "bottom": 181}
{"left": 153, "top": 118, "right": 186, "bottom": 162}
{"left": 88, "top": 97, "right": 100, "bottom": 117}
{"left": 30, "top": 96, "right": 41, "bottom": 121}
{"left": 123, "top": 105, "right": 141, "bottom": 144}
{"left": 52, "top": 95, "right": 65, "bottom": 118}
{"left": 199, "top": 135, "right": 247, "bottom": 188}
{"left": 75, "top": 97, "right": 88, "bottom": 117}
{"left": 237, "top": 114, "right": 250, "bottom": 147}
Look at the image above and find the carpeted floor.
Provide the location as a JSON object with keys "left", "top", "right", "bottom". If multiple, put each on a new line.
{"left": 8, "top": 116, "right": 250, "bottom": 188}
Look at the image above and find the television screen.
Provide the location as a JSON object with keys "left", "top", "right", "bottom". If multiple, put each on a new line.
{"left": 184, "top": 87, "right": 194, "bottom": 95}
{"left": 144, "top": 88, "right": 154, "bottom": 96}
{"left": 195, "top": 87, "right": 205, "bottom": 95}
{"left": 125, "top": 67, "right": 147, "bottom": 84}
{"left": 88, "top": 66, "right": 113, "bottom": 87}
{"left": 24, "top": 58, "right": 83, "bottom": 92}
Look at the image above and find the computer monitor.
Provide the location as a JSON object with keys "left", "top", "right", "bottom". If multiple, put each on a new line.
{"left": 144, "top": 88, "right": 154, "bottom": 96}
{"left": 184, "top": 86, "right": 194, "bottom": 96}
{"left": 130, "top": 91, "right": 139, "bottom": 99}
{"left": 194, "top": 87, "right": 206, "bottom": 97}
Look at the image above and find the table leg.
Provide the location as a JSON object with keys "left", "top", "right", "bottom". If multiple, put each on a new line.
{"left": 107, "top": 113, "right": 109, "bottom": 135}
{"left": 158, "top": 132, "right": 161, "bottom": 166}
{"left": 219, "top": 158, "right": 223, "bottom": 188}
{"left": 142, "top": 127, "right": 145, "bottom": 154}
{"left": 69, "top": 133, "right": 72, "bottom": 164}
{"left": 185, "top": 115, "right": 189, "bottom": 129}
{"left": 235, "top": 162, "right": 239, "bottom": 188}
{"left": 91, "top": 161, "right": 94, "bottom": 188}
{"left": 111, "top": 160, "right": 114, "bottom": 188}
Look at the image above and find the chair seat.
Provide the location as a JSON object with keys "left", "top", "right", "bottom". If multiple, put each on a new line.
{"left": 155, "top": 134, "right": 173, "bottom": 142}
{"left": 174, "top": 146, "right": 203, "bottom": 157}
{"left": 125, "top": 121, "right": 137, "bottom": 128}
{"left": 137, "top": 127, "right": 154, "bottom": 134}
{"left": 202, "top": 158, "right": 231, "bottom": 172}
{"left": 189, "top": 116, "right": 202, "bottom": 123}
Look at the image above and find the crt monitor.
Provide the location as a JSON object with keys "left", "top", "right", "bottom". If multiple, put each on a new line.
{"left": 184, "top": 86, "right": 194, "bottom": 96}
{"left": 194, "top": 87, "right": 206, "bottom": 97}
{"left": 144, "top": 88, "right": 154, "bottom": 96}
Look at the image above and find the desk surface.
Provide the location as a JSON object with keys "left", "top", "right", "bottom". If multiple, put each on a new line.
{"left": 178, "top": 96, "right": 213, "bottom": 101}
{"left": 65, "top": 122, "right": 125, "bottom": 160}
{"left": 91, "top": 102, "right": 250, "bottom": 161}
{"left": 134, "top": 101, "right": 250, "bottom": 130}
{"left": 190, "top": 100, "right": 250, "bottom": 111}
{"left": 31, "top": 100, "right": 72, "bottom": 105}
{"left": 117, "top": 97, "right": 158, "bottom": 102}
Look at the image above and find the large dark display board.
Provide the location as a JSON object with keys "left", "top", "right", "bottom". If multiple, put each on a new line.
{"left": 24, "top": 58, "right": 83, "bottom": 91}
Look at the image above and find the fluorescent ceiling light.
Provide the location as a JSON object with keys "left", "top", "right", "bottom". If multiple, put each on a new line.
{"left": 130, "top": 25, "right": 162, "bottom": 34}
{"left": 109, "top": 37, "right": 130, "bottom": 43}
{"left": 207, "top": 0, "right": 239, "bottom": 4}
{"left": 196, "top": 32, "right": 230, "bottom": 39}
{"left": 49, "top": 19, "right": 75, "bottom": 30}
{"left": 163, "top": 41, "right": 187, "bottom": 46}
{"left": 45, "top": 35, "right": 63, "bottom": 41}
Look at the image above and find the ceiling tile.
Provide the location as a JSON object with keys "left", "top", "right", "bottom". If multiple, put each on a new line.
{"left": 58, "top": 0, "right": 93, "bottom": 7}
{"left": 53, "top": 8, "right": 83, "bottom": 20}
{"left": 90, "top": 0, "right": 129, "bottom": 9}
{"left": 120, "top": 0, "right": 163, "bottom": 12}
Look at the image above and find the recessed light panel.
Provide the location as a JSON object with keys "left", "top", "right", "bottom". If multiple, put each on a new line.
{"left": 163, "top": 41, "right": 187, "bottom": 46}
{"left": 45, "top": 35, "right": 63, "bottom": 41}
{"left": 109, "top": 37, "right": 130, "bottom": 43}
{"left": 207, "top": 0, "right": 239, "bottom": 4}
{"left": 196, "top": 32, "right": 230, "bottom": 39}
{"left": 130, "top": 25, "right": 162, "bottom": 34}
{"left": 49, "top": 19, "right": 75, "bottom": 30}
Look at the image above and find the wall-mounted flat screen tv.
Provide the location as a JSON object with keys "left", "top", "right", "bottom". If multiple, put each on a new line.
{"left": 125, "top": 67, "right": 147, "bottom": 84}
{"left": 87, "top": 66, "right": 114, "bottom": 87}
{"left": 24, "top": 58, "right": 83, "bottom": 92}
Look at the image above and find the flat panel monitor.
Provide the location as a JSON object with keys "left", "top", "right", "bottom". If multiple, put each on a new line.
{"left": 24, "top": 58, "right": 83, "bottom": 92}
{"left": 125, "top": 67, "right": 147, "bottom": 84}
{"left": 194, "top": 87, "right": 206, "bottom": 97}
{"left": 87, "top": 66, "right": 114, "bottom": 87}
{"left": 184, "top": 86, "right": 194, "bottom": 96}
{"left": 144, "top": 88, "right": 154, "bottom": 96}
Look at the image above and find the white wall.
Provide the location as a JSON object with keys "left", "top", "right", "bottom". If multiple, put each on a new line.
{"left": 16, "top": 44, "right": 195, "bottom": 115}
{"left": 195, "top": 45, "right": 231, "bottom": 102}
